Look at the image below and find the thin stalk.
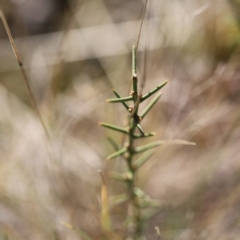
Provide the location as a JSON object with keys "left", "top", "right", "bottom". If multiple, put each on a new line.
{"left": 101, "top": 48, "right": 170, "bottom": 238}
{"left": 0, "top": 7, "right": 50, "bottom": 139}
{"left": 125, "top": 117, "right": 140, "bottom": 238}
{"left": 124, "top": 58, "right": 143, "bottom": 240}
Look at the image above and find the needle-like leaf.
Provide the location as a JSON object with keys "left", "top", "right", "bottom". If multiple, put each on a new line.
{"left": 135, "top": 139, "right": 196, "bottom": 154}
{"left": 160, "top": 139, "right": 196, "bottom": 146}
{"left": 107, "top": 147, "right": 127, "bottom": 160}
{"left": 138, "top": 198, "right": 161, "bottom": 208}
{"left": 107, "top": 137, "right": 120, "bottom": 151}
{"left": 99, "top": 123, "right": 128, "bottom": 134}
{"left": 112, "top": 89, "right": 129, "bottom": 110}
{"left": 110, "top": 171, "right": 133, "bottom": 181}
{"left": 133, "top": 150, "right": 154, "bottom": 169}
{"left": 110, "top": 193, "right": 128, "bottom": 207}
{"left": 133, "top": 132, "right": 156, "bottom": 139}
{"left": 134, "top": 141, "right": 163, "bottom": 153}
{"left": 107, "top": 96, "right": 133, "bottom": 103}
{"left": 140, "top": 93, "right": 162, "bottom": 119}
{"left": 136, "top": 124, "right": 144, "bottom": 135}
{"left": 141, "top": 80, "right": 168, "bottom": 102}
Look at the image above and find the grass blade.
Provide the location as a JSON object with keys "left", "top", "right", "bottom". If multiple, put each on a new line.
{"left": 0, "top": 7, "right": 50, "bottom": 139}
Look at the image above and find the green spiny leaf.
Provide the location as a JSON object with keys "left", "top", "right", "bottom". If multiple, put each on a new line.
{"left": 140, "top": 92, "right": 162, "bottom": 119}
{"left": 134, "top": 187, "right": 147, "bottom": 198}
{"left": 110, "top": 172, "right": 126, "bottom": 181}
{"left": 134, "top": 141, "right": 163, "bottom": 153}
{"left": 134, "top": 188, "right": 161, "bottom": 208}
{"left": 112, "top": 89, "right": 129, "bottom": 110}
{"left": 163, "top": 139, "right": 196, "bottom": 146}
{"left": 133, "top": 150, "right": 154, "bottom": 169}
{"left": 99, "top": 122, "right": 128, "bottom": 134}
{"left": 110, "top": 193, "right": 128, "bottom": 207}
{"left": 137, "top": 124, "right": 144, "bottom": 135}
{"left": 142, "top": 208, "right": 163, "bottom": 222}
{"left": 107, "top": 147, "right": 127, "bottom": 160}
{"left": 138, "top": 198, "right": 161, "bottom": 208}
{"left": 110, "top": 171, "right": 133, "bottom": 181}
{"left": 107, "top": 96, "right": 133, "bottom": 103}
{"left": 141, "top": 80, "right": 168, "bottom": 102}
{"left": 133, "top": 132, "right": 156, "bottom": 139}
{"left": 135, "top": 139, "right": 196, "bottom": 153}
{"left": 107, "top": 137, "right": 120, "bottom": 151}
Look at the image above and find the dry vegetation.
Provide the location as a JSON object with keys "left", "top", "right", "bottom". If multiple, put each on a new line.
{"left": 0, "top": 0, "right": 240, "bottom": 239}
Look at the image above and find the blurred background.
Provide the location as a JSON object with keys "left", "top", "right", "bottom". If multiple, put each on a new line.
{"left": 0, "top": 0, "right": 240, "bottom": 239}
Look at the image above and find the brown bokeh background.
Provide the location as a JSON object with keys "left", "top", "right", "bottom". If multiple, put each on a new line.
{"left": 0, "top": 0, "right": 240, "bottom": 239}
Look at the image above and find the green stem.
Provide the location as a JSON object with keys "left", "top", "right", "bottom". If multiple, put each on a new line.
{"left": 102, "top": 44, "right": 168, "bottom": 240}
{"left": 125, "top": 68, "right": 142, "bottom": 239}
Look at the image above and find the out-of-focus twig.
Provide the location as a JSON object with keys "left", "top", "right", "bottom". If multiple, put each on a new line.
{"left": 0, "top": 6, "right": 50, "bottom": 139}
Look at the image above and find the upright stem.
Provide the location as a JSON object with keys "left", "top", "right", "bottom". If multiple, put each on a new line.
{"left": 125, "top": 45, "right": 142, "bottom": 239}
{"left": 101, "top": 42, "right": 170, "bottom": 239}
{"left": 126, "top": 112, "right": 140, "bottom": 239}
{"left": 102, "top": 45, "right": 169, "bottom": 239}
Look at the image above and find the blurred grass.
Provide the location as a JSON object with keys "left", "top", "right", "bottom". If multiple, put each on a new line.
{"left": 0, "top": 0, "right": 240, "bottom": 239}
